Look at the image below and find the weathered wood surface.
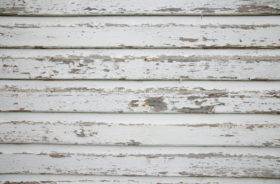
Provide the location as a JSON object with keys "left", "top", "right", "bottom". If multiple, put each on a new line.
{"left": 0, "top": 0, "right": 280, "bottom": 16}
{"left": 1, "top": 80, "right": 279, "bottom": 113}
{"left": 0, "top": 144, "right": 279, "bottom": 178}
{"left": 1, "top": 49, "right": 280, "bottom": 80}
{"left": 1, "top": 113, "right": 279, "bottom": 147}
{"left": 1, "top": 175, "right": 280, "bottom": 184}
{"left": 0, "top": 17, "right": 280, "bottom": 49}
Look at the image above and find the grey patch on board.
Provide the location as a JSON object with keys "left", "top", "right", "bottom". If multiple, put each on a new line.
{"left": 129, "top": 100, "right": 139, "bottom": 107}
{"left": 175, "top": 106, "right": 215, "bottom": 113}
{"left": 156, "top": 8, "right": 183, "bottom": 12}
{"left": 144, "top": 97, "right": 167, "bottom": 112}
{"left": 84, "top": 7, "right": 98, "bottom": 11}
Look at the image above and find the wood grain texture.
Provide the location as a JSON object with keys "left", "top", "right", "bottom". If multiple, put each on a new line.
{"left": 1, "top": 175, "right": 280, "bottom": 184}
{"left": 0, "top": 17, "right": 280, "bottom": 48}
{"left": 0, "top": 144, "right": 279, "bottom": 178}
{"left": 0, "top": 0, "right": 279, "bottom": 16}
{"left": 1, "top": 49, "right": 280, "bottom": 80}
{"left": 1, "top": 113, "right": 279, "bottom": 147}
{"left": 1, "top": 80, "right": 279, "bottom": 113}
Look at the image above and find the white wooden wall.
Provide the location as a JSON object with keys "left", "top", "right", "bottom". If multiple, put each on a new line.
{"left": 0, "top": 0, "right": 280, "bottom": 183}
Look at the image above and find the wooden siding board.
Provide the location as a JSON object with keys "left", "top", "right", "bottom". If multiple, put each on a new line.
{"left": 1, "top": 175, "right": 280, "bottom": 184}
{"left": 1, "top": 49, "right": 280, "bottom": 80}
{"left": 0, "top": 80, "right": 279, "bottom": 113}
{"left": 0, "top": 17, "right": 280, "bottom": 48}
{"left": 0, "top": 144, "right": 279, "bottom": 178}
{"left": 0, "top": 0, "right": 280, "bottom": 16}
{"left": 0, "top": 113, "right": 279, "bottom": 147}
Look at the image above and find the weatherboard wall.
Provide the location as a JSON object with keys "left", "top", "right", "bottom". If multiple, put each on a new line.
{"left": 0, "top": 0, "right": 280, "bottom": 183}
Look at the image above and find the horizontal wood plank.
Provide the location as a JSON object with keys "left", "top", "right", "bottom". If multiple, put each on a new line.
{"left": 0, "top": 80, "right": 279, "bottom": 113}
{"left": 0, "top": 0, "right": 279, "bottom": 16}
{"left": 1, "top": 175, "right": 280, "bottom": 184}
{"left": 0, "top": 17, "right": 280, "bottom": 48}
{"left": 1, "top": 49, "right": 280, "bottom": 80}
{"left": 0, "top": 113, "right": 279, "bottom": 147}
{"left": 0, "top": 144, "right": 279, "bottom": 178}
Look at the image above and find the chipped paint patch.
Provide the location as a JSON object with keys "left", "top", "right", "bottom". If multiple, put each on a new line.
{"left": 144, "top": 97, "right": 167, "bottom": 112}
{"left": 179, "top": 37, "right": 198, "bottom": 42}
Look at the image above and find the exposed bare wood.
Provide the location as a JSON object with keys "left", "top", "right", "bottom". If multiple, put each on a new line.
{"left": 0, "top": 17, "right": 279, "bottom": 48}
{"left": 1, "top": 175, "right": 280, "bottom": 184}
{"left": 0, "top": 0, "right": 279, "bottom": 16}
{"left": 0, "top": 144, "right": 279, "bottom": 178}
{"left": 0, "top": 80, "right": 279, "bottom": 113}
{"left": 1, "top": 49, "right": 280, "bottom": 80}
{"left": 0, "top": 113, "right": 279, "bottom": 147}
